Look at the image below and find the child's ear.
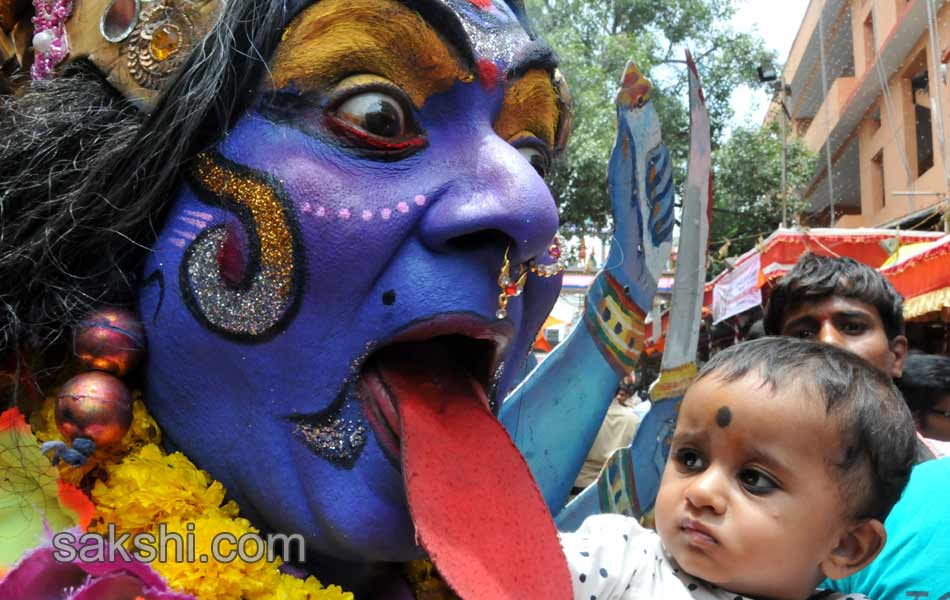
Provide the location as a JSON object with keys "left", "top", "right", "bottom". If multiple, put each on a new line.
{"left": 821, "top": 519, "right": 886, "bottom": 580}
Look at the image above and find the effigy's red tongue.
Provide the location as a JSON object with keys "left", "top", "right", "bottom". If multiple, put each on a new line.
{"left": 378, "top": 346, "right": 571, "bottom": 600}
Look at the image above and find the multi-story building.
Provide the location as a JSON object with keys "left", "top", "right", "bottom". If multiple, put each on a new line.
{"left": 774, "top": 0, "right": 950, "bottom": 228}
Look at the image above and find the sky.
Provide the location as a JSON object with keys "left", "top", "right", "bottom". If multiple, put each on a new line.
{"left": 728, "top": 0, "right": 812, "bottom": 129}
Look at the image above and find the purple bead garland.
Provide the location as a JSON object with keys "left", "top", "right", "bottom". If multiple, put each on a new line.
{"left": 31, "top": 0, "right": 74, "bottom": 80}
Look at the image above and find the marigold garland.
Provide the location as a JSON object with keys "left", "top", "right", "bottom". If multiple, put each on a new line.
{"left": 32, "top": 395, "right": 353, "bottom": 600}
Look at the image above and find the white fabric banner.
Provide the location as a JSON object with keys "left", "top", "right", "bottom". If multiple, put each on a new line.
{"left": 712, "top": 254, "right": 762, "bottom": 324}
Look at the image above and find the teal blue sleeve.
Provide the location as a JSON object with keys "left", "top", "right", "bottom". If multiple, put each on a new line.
{"left": 822, "top": 458, "right": 950, "bottom": 598}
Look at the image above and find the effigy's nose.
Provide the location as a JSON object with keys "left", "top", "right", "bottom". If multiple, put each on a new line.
{"left": 417, "top": 133, "right": 560, "bottom": 266}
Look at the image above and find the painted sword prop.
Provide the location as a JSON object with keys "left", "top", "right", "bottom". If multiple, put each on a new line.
{"left": 557, "top": 52, "right": 712, "bottom": 529}
{"left": 502, "top": 58, "right": 675, "bottom": 513}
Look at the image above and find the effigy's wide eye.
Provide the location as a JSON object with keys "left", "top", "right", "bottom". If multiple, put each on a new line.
{"left": 517, "top": 146, "right": 549, "bottom": 178}
{"left": 336, "top": 92, "right": 407, "bottom": 139}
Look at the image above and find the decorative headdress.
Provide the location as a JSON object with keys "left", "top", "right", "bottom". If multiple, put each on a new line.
{"left": 1, "top": 0, "right": 571, "bottom": 153}
{"left": 0, "top": 0, "right": 222, "bottom": 109}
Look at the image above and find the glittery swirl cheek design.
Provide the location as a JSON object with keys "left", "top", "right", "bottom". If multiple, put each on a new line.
{"left": 179, "top": 151, "right": 303, "bottom": 340}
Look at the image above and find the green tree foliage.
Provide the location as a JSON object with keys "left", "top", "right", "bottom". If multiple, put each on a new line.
{"left": 527, "top": 0, "right": 776, "bottom": 231}
{"left": 710, "top": 122, "right": 816, "bottom": 275}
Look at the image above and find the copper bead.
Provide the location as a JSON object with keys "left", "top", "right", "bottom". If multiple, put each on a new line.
{"left": 56, "top": 372, "right": 133, "bottom": 448}
{"left": 74, "top": 309, "right": 145, "bottom": 376}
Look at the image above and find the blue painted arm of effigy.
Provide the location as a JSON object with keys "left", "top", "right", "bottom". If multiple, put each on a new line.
{"left": 500, "top": 61, "right": 675, "bottom": 515}
{"left": 556, "top": 52, "right": 712, "bottom": 524}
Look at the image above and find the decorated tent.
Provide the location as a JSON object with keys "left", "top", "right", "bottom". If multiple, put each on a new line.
{"left": 645, "top": 228, "right": 948, "bottom": 353}
{"left": 879, "top": 235, "right": 950, "bottom": 321}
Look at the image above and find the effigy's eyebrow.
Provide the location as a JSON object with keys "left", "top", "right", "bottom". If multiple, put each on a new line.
{"left": 506, "top": 40, "right": 560, "bottom": 80}
{"left": 398, "top": 0, "right": 478, "bottom": 69}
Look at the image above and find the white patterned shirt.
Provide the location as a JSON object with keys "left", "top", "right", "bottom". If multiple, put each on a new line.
{"left": 560, "top": 514, "right": 871, "bottom": 600}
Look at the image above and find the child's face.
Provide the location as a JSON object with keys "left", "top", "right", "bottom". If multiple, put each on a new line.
{"left": 654, "top": 373, "right": 852, "bottom": 599}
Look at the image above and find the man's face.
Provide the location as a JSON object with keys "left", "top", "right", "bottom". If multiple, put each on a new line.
{"left": 778, "top": 296, "right": 907, "bottom": 378}
{"left": 654, "top": 375, "right": 852, "bottom": 599}
{"left": 137, "top": 0, "right": 566, "bottom": 567}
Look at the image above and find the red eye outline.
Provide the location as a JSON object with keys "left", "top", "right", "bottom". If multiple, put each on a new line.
{"left": 324, "top": 85, "right": 427, "bottom": 156}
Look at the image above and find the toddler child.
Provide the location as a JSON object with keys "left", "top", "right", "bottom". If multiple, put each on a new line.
{"left": 560, "top": 337, "right": 917, "bottom": 600}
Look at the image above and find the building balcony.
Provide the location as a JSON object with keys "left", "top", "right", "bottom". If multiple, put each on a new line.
{"left": 802, "top": 76, "right": 858, "bottom": 151}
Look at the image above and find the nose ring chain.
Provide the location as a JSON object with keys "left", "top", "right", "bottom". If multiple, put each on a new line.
{"left": 496, "top": 247, "right": 527, "bottom": 320}
{"left": 496, "top": 235, "right": 568, "bottom": 320}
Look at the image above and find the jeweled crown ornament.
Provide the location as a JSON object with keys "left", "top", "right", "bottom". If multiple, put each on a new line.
{"left": 0, "top": 0, "right": 222, "bottom": 110}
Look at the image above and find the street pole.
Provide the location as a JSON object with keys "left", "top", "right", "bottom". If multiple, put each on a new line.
{"left": 780, "top": 82, "right": 788, "bottom": 228}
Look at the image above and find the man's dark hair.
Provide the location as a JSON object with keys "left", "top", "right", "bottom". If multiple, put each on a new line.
{"left": 763, "top": 254, "right": 905, "bottom": 340}
{"left": 697, "top": 337, "right": 917, "bottom": 522}
{"left": 896, "top": 353, "right": 950, "bottom": 414}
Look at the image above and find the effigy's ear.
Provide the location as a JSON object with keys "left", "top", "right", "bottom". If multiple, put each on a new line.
{"left": 0, "top": 0, "right": 221, "bottom": 108}
{"left": 0, "top": 0, "right": 30, "bottom": 72}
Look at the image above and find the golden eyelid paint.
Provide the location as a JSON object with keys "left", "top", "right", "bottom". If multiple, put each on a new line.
{"left": 494, "top": 69, "right": 560, "bottom": 148}
{"left": 272, "top": 0, "right": 469, "bottom": 108}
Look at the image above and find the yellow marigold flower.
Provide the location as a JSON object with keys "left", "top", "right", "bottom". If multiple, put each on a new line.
{"left": 272, "top": 573, "right": 355, "bottom": 600}
{"left": 148, "top": 515, "right": 277, "bottom": 600}
{"left": 30, "top": 397, "right": 352, "bottom": 599}
{"left": 91, "top": 444, "right": 236, "bottom": 534}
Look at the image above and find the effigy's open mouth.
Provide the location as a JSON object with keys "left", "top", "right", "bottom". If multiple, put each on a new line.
{"left": 357, "top": 317, "right": 510, "bottom": 461}
{"left": 350, "top": 315, "right": 571, "bottom": 599}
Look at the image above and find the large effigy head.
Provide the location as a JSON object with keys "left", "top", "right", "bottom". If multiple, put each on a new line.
{"left": 0, "top": 0, "right": 572, "bottom": 594}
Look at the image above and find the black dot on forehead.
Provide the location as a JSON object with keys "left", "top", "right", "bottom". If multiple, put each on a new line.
{"left": 715, "top": 406, "right": 732, "bottom": 428}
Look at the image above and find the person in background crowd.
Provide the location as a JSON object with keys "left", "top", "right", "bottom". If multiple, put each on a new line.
{"left": 764, "top": 253, "right": 950, "bottom": 599}
{"left": 897, "top": 353, "right": 950, "bottom": 448}
{"left": 764, "top": 254, "right": 907, "bottom": 379}
{"left": 571, "top": 375, "right": 643, "bottom": 496}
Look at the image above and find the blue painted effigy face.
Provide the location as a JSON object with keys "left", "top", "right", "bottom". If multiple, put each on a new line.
{"left": 137, "top": 0, "right": 568, "bottom": 581}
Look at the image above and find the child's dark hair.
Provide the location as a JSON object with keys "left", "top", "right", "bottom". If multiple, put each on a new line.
{"left": 763, "top": 254, "right": 905, "bottom": 340}
{"left": 896, "top": 353, "right": 950, "bottom": 414}
{"left": 697, "top": 337, "right": 916, "bottom": 522}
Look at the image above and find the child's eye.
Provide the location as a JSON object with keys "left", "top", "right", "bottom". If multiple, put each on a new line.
{"left": 675, "top": 448, "right": 706, "bottom": 471}
{"left": 738, "top": 469, "right": 778, "bottom": 494}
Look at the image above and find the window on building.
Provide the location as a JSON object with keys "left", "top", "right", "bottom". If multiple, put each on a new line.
{"left": 868, "top": 105, "right": 881, "bottom": 134}
{"left": 910, "top": 64, "right": 935, "bottom": 176}
{"left": 864, "top": 12, "right": 876, "bottom": 69}
{"left": 871, "top": 150, "right": 885, "bottom": 209}
{"left": 904, "top": 48, "right": 934, "bottom": 177}
{"left": 796, "top": 118, "right": 812, "bottom": 136}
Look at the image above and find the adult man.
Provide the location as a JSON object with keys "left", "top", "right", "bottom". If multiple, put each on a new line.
{"left": 763, "top": 254, "right": 907, "bottom": 378}
{"left": 764, "top": 253, "right": 950, "bottom": 599}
